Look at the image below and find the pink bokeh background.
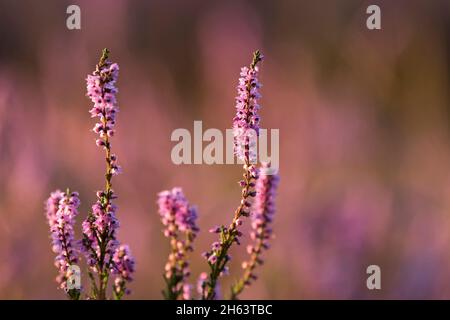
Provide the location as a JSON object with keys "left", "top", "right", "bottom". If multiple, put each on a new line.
{"left": 0, "top": 0, "right": 450, "bottom": 299}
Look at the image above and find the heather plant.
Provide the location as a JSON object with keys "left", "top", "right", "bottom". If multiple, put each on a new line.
{"left": 45, "top": 49, "right": 278, "bottom": 300}
{"left": 45, "top": 49, "right": 135, "bottom": 300}
{"left": 158, "top": 51, "right": 280, "bottom": 300}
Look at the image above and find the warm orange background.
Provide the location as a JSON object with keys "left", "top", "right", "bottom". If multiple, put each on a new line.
{"left": 0, "top": 0, "right": 449, "bottom": 299}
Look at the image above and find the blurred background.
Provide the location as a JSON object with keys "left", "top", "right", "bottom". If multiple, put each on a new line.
{"left": 0, "top": 0, "right": 449, "bottom": 299}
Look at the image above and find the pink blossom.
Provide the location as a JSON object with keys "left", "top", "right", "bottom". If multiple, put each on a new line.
{"left": 45, "top": 190, "right": 80, "bottom": 293}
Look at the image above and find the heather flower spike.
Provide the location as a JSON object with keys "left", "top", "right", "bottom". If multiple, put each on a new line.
{"left": 81, "top": 48, "right": 134, "bottom": 299}
{"left": 233, "top": 50, "right": 263, "bottom": 163}
{"left": 231, "top": 162, "right": 279, "bottom": 299}
{"left": 46, "top": 49, "right": 277, "bottom": 300}
{"left": 45, "top": 189, "right": 81, "bottom": 300}
{"left": 158, "top": 187, "right": 199, "bottom": 299}
{"left": 46, "top": 49, "right": 134, "bottom": 300}
{"left": 203, "top": 51, "right": 264, "bottom": 300}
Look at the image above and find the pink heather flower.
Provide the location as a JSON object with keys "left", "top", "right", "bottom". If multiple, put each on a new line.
{"left": 110, "top": 154, "right": 122, "bottom": 175}
{"left": 45, "top": 190, "right": 80, "bottom": 292}
{"left": 87, "top": 67, "right": 119, "bottom": 139}
{"left": 211, "top": 242, "right": 221, "bottom": 250}
{"left": 197, "top": 272, "right": 222, "bottom": 300}
{"left": 208, "top": 254, "right": 218, "bottom": 264}
{"left": 158, "top": 187, "right": 199, "bottom": 237}
{"left": 158, "top": 187, "right": 199, "bottom": 299}
{"left": 232, "top": 51, "right": 263, "bottom": 162}
{"left": 208, "top": 226, "right": 221, "bottom": 233}
{"left": 111, "top": 244, "right": 135, "bottom": 297}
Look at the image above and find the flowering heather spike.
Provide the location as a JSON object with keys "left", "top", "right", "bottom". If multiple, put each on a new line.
{"left": 182, "top": 284, "right": 192, "bottom": 300}
{"left": 231, "top": 163, "right": 279, "bottom": 299}
{"left": 197, "top": 272, "right": 221, "bottom": 300}
{"left": 111, "top": 245, "right": 135, "bottom": 299}
{"left": 158, "top": 187, "right": 199, "bottom": 300}
{"left": 233, "top": 50, "right": 263, "bottom": 163}
{"left": 203, "top": 51, "right": 263, "bottom": 300}
{"left": 81, "top": 49, "right": 132, "bottom": 300}
{"left": 45, "top": 189, "right": 81, "bottom": 300}
{"left": 208, "top": 226, "right": 221, "bottom": 233}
